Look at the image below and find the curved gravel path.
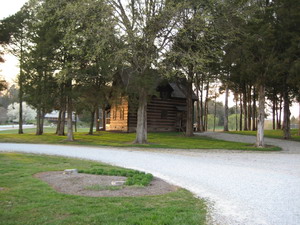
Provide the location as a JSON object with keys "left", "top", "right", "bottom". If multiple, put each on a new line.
{"left": 195, "top": 132, "right": 300, "bottom": 154}
{"left": 1, "top": 135, "right": 300, "bottom": 225}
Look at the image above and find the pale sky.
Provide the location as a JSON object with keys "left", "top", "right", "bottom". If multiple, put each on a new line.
{"left": 0, "top": 0, "right": 28, "bottom": 84}
{"left": 0, "top": 0, "right": 298, "bottom": 118}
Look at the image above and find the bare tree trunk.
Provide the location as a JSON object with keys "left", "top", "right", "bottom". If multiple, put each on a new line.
{"left": 278, "top": 96, "right": 282, "bottom": 129}
{"left": 252, "top": 87, "right": 256, "bottom": 131}
{"left": 214, "top": 96, "right": 217, "bottom": 132}
{"left": 196, "top": 83, "right": 201, "bottom": 132}
{"left": 186, "top": 78, "right": 194, "bottom": 137}
{"left": 18, "top": 43, "right": 24, "bottom": 134}
{"left": 88, "top": 109, "right": 95, "bottom": 135}
{"left": 235, "top": 97, "right": 238, "bottom": 131}
{"left": 67, "top": 95, "right": 74, "bottom": 141}
{"left": 74, "top": 113, "right": 77, "bottom": 132}
{"left": 200, "top": 80, "right": 204, "bottom": 131}
{"left": 56, "top": 110, "right": 62, "bottom": 134}
{"left": 36, "top": 108, "right": 41, "bottom": 135}
{"left": 224, "top": 86, "right": 229, "bottom": 131}
{"left": 256, "top": 84, "right": 265, "bottom": 147}
{"left": 272, "top": 98, "right": 276, "bottom": 130}
{"left": 95, "top": 106, "right": 100, "bottom": 131}
{"left": 204, "top": 82, "right": 209, "bottom": 131}
{"left": 248, "top": 86, "right": 252, "bottom": 130}
{"left": 275, "top": 97, "right": 279, "bottom": 129}
{"left": 283, "top": 90, "right": 291, "bottom": 139}
{"left": 102, "top": 107, "right": 106, "bottom": 131}
{"left": 240, "top": 93, "right": 243, "bottom": 131}
{"left": 40, "top": 110, "right": 44, "bottom": 135}
{"left": 135, "top": 89, "right": 148, "bottom": 144}
{"left": 243, "top": 88, "right": 248, "bottom": 131}
{"left": 58, "top": 110, "right": 66, "bottom": 135}
{"left": 298, "top": 102, "right": 300, "bottom": 136}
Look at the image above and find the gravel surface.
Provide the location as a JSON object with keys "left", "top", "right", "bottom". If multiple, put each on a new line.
{"left": 1, "top": 134, "right": 300, "bottom": 225}
{"left": 195, "top": 131, "right": 300, "bottom": 154}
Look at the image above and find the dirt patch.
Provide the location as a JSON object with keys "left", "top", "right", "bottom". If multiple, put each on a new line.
{"left": 34, "top": 171, "right": 178, "bottom": 197}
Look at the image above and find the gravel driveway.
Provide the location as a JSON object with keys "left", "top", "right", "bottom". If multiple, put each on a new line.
{"left": 1, "top": 134, "right": 300, "bottom": 225}
{"left": 195, "top": 131, "right": 300, "bottom": 154}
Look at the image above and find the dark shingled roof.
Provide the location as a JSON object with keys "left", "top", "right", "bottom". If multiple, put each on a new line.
{"left": 169, "top": 83, "right": 198, "bottom": 100}
{"left": 115, "top": 67, "right": 198, "bottom": 101}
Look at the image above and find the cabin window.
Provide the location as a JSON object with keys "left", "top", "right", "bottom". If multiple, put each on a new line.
{"left": 120, "top": 108, "right": 124, "bottom": 120}
{"left": 161, "top": 110, "right": 168, "bottom": 119}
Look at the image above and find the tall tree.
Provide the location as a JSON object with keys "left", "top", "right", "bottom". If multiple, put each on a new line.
{"left": 0, "top": 3, "right": 32, "bottom": 134}
{"left": 110, "top": 0, "right": 178, "bottom": 143}
{"left": 273, "top": 0, "right": 300, "bottom": 139}
{"left": 165, "top": 0, "right": 223, "bottom": 136}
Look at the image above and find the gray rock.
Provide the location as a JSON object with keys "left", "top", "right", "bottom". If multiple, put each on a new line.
{"left": 111, "top": 181, "right": 126, "bottom": 186}
{"left": 63, "top": 169, "right": 78, "bottom": 174}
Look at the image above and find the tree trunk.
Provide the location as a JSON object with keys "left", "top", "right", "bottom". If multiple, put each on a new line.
{"left": 298, "top": 102, "right": 300, "bottom": 136}
{"left": 283, "top": 90, "right": 291, "bottom": 139}
{"left": 135, "top": 89, "right": 148, "bottom": 144}
{"left": 252, "top": 88, "right": 256, "bottom": 131}
{"left": 196, "top": 84, "right": 201, "bottom": 132}
{"left": 224, "top": 86, "right": 229, "bottom": 131}
{"left": 36, "top": 108, "right": 41, "bottom": 135}
{"left": 74, "top": 113, "right": 77, "bottom": 132}
{"left": 58, "top": 110, "right": 66, "bottom": 135}
{"left": 102, "top": 107, "right": 106, "bottom": 131}
{"left": 36, "top": 109, "right": 44, "bottom": 135}
{"left": 89, "top": 109, "right": 95, "bottom": 135}
{"left": 240, "top": 93, "right": 243, "bottom": 131}
{"left": 18, "top": 43, "right": 24, "bottom": 134}
{"left": 235, "top": 97, "right": 238, "bottom": 131}
{"left": 186, "top": 79, "right": 194, "bottom": 137}
{"left": 248, "top": 86, "right": 252, "bottom": 130}
{"left": 39, "top": 110, "right": 44, "bottom": 135}
{"left": 204, "top": 82, "right": 209, "bottom": 131}
{"left": 243, "top": 88, "right": 248, "bottom": 131}
{"left": 256, "top": 84, "right": 265, "bottom": 147}
{"left": 278, "top": 96, "right": 282, "bottom": 129}
{"left": 213, "top": 96, "right": 217, "bottom": 132}
{"left": 95, "top": 107, "right": 100, "bottom": 131}
{"left": 56, "top": 110, "right": 62, "bottom": 134}
{"left": 275, "top": 97, "right": 279, "bottom": 129}
{"left": 272, "top": 98, "right": 276, "bottom": 130}
{"left": 66, "top": 95, "right": 74, "bottom": 141}
{"left": 200, "top": 82, "right": 204, "bottom": 131}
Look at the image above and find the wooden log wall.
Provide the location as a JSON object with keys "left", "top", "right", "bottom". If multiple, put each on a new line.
{"left": 106, "top": 98, "right": 129, "bottom": 132}
{"left": 128, "top": 97, "right": 187, "bottom": 132}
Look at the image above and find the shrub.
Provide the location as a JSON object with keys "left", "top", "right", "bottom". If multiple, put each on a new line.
{"left": 79, "top": 167, "right": 153, "bottom": 186}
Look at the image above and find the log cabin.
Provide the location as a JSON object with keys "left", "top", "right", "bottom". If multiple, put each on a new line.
{"left": 105, "top": 82, "right": 197, "bottom": 132}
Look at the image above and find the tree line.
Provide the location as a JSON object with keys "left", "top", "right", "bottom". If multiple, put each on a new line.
{"left": 0, "top": 0, "right": 299, "bottom": 146}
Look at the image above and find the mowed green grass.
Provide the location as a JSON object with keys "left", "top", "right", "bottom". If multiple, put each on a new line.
{"left": 0, "top": 128, "right": 280, "bottom": 151}
{"left": 229, "top": 129, "right": 300, "bottom": 142}
{"left": 0, "top": 153, "right": 206, "bottom": 225}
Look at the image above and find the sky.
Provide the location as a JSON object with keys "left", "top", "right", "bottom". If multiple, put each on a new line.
{"left": 0, "top": 0, "right": 299, "bottom": 118}
{"left": 0, "top": 0, "right": 28, "bottom": 83}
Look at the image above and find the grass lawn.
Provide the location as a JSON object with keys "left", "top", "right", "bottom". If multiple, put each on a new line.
{"left": 0, "top": 153, "right": 206, "bottom": 225}
{"left": 0, "top": 128, "right": 280, "bottom": 151}
{"left": 229, "top": 129, "right": 300, "bottom": 142}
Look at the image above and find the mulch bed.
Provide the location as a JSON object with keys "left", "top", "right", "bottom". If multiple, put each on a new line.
{"left": 34, "top": 171, "right": 178, "bottom": 197}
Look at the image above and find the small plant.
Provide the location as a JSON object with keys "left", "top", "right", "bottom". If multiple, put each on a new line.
{"left": 84, "top": 184, "right": 123, "bottom": 191}
{"left": 78, "top": 167, "right": 153, "bottom": 186}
